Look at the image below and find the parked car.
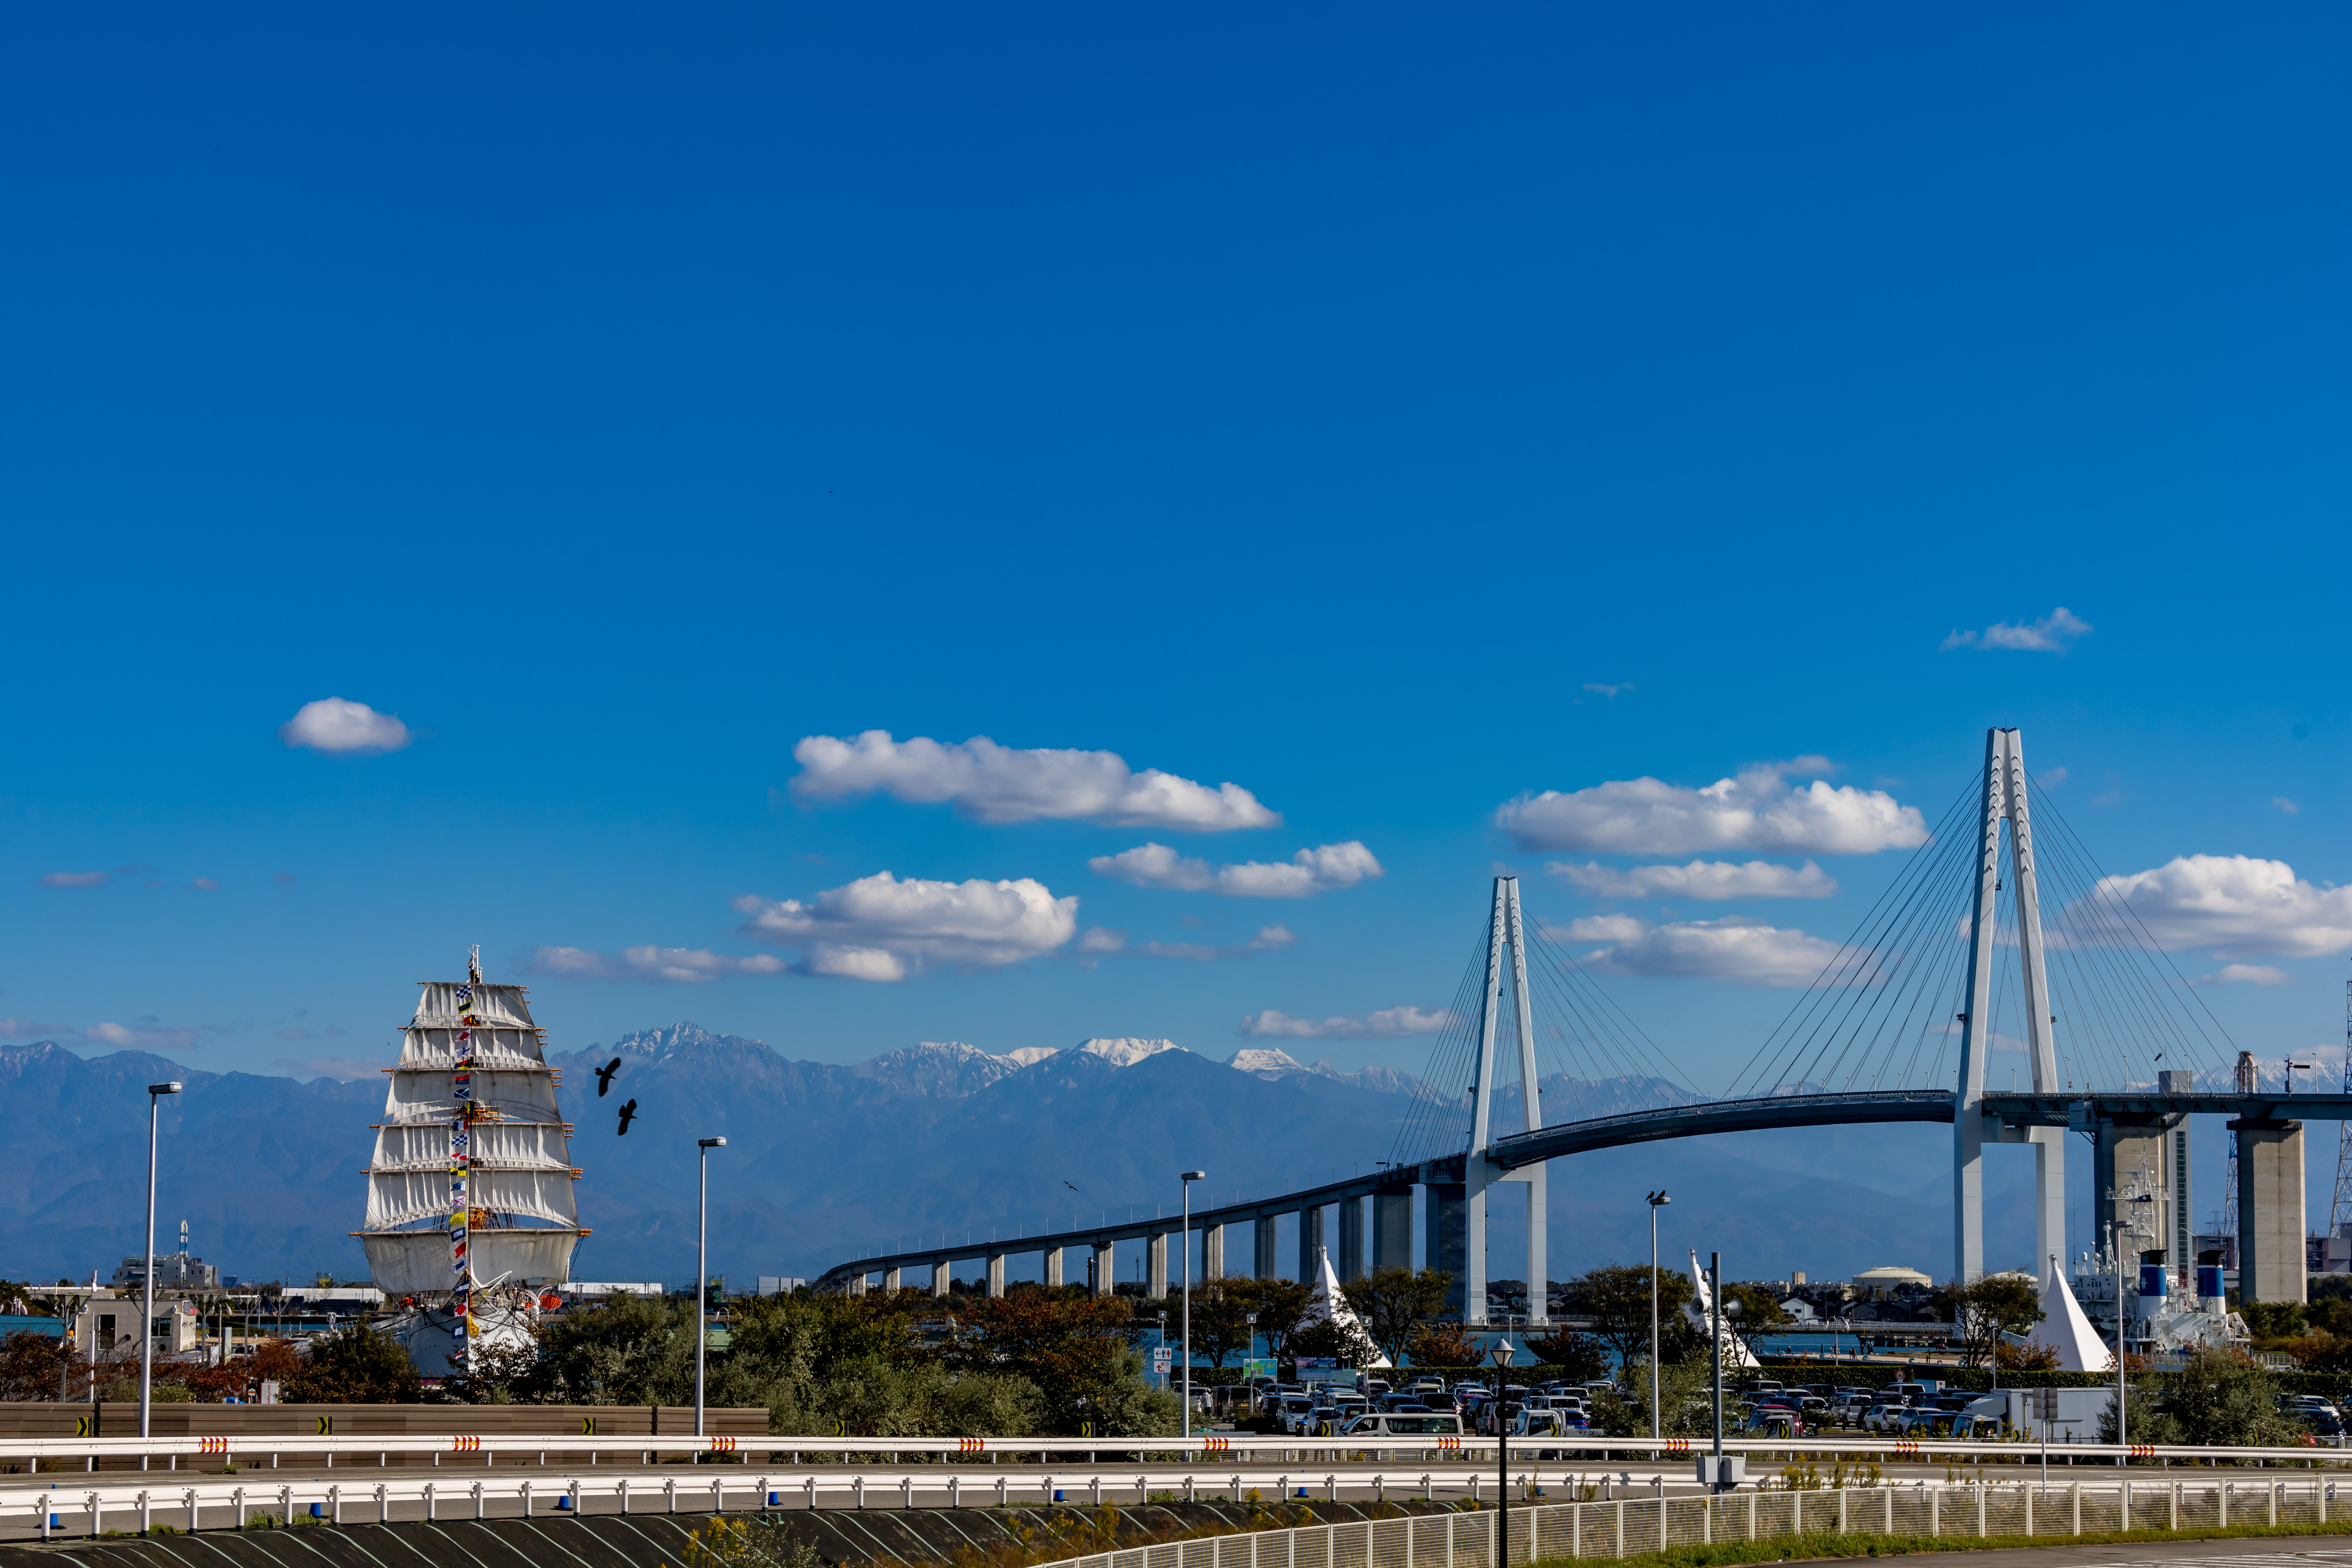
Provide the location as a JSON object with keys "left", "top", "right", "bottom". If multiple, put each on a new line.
{"left": 1861, "top": 1402, "right": 1909, "bottom": 1434}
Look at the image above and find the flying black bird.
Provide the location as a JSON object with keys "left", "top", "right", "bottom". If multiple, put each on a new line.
{"left": 616, "top": 1098, "right": 638, "bottom": 1136}
{"left": 1064, "top": 1181, "right": 1080, "bottom": 1193}
{"left": 596, "top": 1057, "right": 622, "bottom": 1096}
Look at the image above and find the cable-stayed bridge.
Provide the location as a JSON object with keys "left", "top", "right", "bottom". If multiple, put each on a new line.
{"left": 815, "top": 729, "right": 2352, "bottom": 1314}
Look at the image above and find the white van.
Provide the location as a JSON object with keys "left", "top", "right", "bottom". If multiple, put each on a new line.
{"left": 1339, "top": 1412, "right": 1465, "bottom": 1438}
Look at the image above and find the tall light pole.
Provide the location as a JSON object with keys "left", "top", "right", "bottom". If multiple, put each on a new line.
{"left": 1490, "top": 1334, "right": 1517, "bottom": 1566}
{"left": 1646, "top": 1192, "right": 1670, "bottom": 1448}
{"left": 1180, "top": 1170, "right": 1205, "bottom": 1439}
{"left": 140, "top": 1081, "right": 182, "bottom": 1455}
{"left": 696, "top": 1136, "right": 726, "bottom": 1438}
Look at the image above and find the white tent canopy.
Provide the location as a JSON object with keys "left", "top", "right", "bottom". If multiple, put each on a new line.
{"left": 2040, "top": 1257, "right": 2115, "bottom": 1373}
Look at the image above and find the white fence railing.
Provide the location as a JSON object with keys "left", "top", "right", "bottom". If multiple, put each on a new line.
{"left": 1038, "top": 1478, "right": 2349, "bottom": 1568}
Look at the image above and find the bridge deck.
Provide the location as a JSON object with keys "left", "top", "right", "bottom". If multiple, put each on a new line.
{"left": 815, "top": 1089, "right": 2352, "bottom": 1289}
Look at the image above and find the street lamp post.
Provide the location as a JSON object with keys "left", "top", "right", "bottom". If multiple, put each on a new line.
{"left": 1491, "top": 1334, "right": 1517, "bottom": 1566}
{"left": 696, "top": 1136, "right": 726, "bottom": 1439}
{"left": 1180, "top": 1170, "right": 1205, "bottom": 1439}
{"left": 1646, "top": 1192, "right": 1671, "bottom": 1449}
{"left": 140, "top": 1081, "right": 182, "bottom": 1458}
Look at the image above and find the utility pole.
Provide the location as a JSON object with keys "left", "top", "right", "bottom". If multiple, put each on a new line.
{"left": 1647, "top": 1192, "right": 1670, "bottom": 1450}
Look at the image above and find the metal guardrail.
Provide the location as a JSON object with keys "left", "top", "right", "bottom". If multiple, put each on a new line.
{"left": 7, "top": 1431, "right": 2351, "bottom": 1467}
{"left": 1035, "top": 1476, "right": 2352, "bottom": 1568}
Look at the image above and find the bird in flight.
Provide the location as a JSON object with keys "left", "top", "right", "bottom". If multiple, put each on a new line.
{"left": 1064, "top": 1181, "right": 1081, "bottom": 1193}
{"left": 596, "top": 1058, "right": 622, "bottom": 1097}
{"left": 616, "top": 1099, "right": 638, "bottom": 1136}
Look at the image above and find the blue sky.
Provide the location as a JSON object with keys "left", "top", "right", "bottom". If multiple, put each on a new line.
{"left": 3, "top": 3, "right": 2348, "bottom": 1120}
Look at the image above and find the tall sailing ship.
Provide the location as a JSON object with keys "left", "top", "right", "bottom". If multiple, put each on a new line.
{"left": 358, "top": 948, "right": 586, "bottom": 1374}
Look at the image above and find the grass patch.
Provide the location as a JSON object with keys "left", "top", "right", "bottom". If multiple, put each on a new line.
{"left": 1530, "top": 1518, "right": 2352, "bottom": 1568}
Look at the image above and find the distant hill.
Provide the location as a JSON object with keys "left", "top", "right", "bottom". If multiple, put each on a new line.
{"left": 0, "top": 1027, "right": 2031, "bottom": 1290}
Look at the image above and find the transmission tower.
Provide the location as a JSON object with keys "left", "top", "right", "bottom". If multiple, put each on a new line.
{"left": 2333, "top": 981, "right": 2352, "bottom": 1243}
{"left": 2220, "top": 1050, "right": 2254, "bottom": 1257}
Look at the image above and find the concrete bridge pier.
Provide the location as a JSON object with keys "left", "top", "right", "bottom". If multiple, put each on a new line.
{"left": 884, "top": 1266, "right": 901, "bottom": 1292}
{"left": 985, "top": 1253, "right": 1005, "bottom": 1297}
{"left": 2094, "top": 1110, "right": 2183, "bottom": 1274}
{"left": 1044, "top": 1246, "right": 1064, "bottom": 1288}
{"left": 1372, "top": 1189, "right": 1411, "bottom": 1272}
{"left": 848, "top": 1273, "right": 868, "bottom": 1297}
{"left": 1202, "top": 1222, "right": 1224, "bottom": 1281}
{"left": 2234, "top": 1118, "right": 2307, "bottom": 1303}
{"left": 1091, "top": 1239, "right": 1113, "bottom": 1297}
{"left": 1147, "top": 1231, "right": 1168, "bottom": 1298}
{"left": 1254, "top": 1214, "right": 1279, "bottom": 1278}
{"left": 1430, "top": 1183, "right": 1466, "bottom": 1318}
{"left": 1337, "top": 1196, "right": 1365, "bottom": 1282}
{"left": 932, "top": 1259, "right": 950, "bottom": 1295}
{"left": 1298, "top": 1205, "right": 1325, "bottom": 1282}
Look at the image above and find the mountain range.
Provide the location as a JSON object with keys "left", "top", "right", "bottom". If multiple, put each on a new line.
{"left": 0, "top": 1024, "right": 2079, "bottom": 1291}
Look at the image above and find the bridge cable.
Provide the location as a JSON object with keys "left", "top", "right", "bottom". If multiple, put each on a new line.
{"left": 1724, "top": 770, "right": 1986, "bottom": 1098}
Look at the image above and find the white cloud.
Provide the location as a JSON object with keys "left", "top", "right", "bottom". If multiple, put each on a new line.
{"left": 84, "top": 1020, "right": 208, "bottom": 1049}
{"left": 1582, "top": 683, "right": 1635, "bottom": 698}
{"left": 2090, "top": 854, "right": 2352, "bottom": 959}
{"left": 1497, "top": 761, "right": 1926, "bottom": 855}
{"left": 527, "top": 945, "right": 789, "bottom": 983}
{"left": 1092, "top": 922, "right": 1297, "bottom": 963}
{"left": 1548, "top": 914, "right": 1650, "bottom": 942}
{"left": 279, "top": 697, "right": 411, "bottom": 755}
{"left": 275, "top": 1056, "right": 381, "bottom": 1081}
{"left": 1089, "top": 840, "right": 1383, "bottom": 898}
{"left": 1940, "top": 607, "right": 2092, "bottom": 653}
{"left": 738, "top": 870, "right": 1078, "bottom": 978}
{"left": 2042, "top": 767, "right": 2069, "bottom": 786}
{"left": 0, "top": 1018, "right": 73, "bottom": 1040}
{"left": 2216, "top": 963, "right": 2290, "bottom": 987}
{"left": 190, "top": 877, "right": 219, "bottom": 892}
{"left": 1239, "top": 1006, "right": 1453, "bottom": 1039}
{"left": 1547, "top": 859, "right": 1838, "bottom": 900}
{"left": 1580, "top": 917, "right": 1847, "bottom": 987}
{"left": 1089, "top": 842, "right": 1214, "bottom": 891}
{"left": 36, "top": 871, "right": 109, "bottom": 888}
{"left": 808, "top": 946, "right": 908, "bottom": 983}
{"left": 789, "top": 731, "right": 1277, "bottom": 829}
{"left": 2275, "top": 797, "right": 2301, "bottom": 816}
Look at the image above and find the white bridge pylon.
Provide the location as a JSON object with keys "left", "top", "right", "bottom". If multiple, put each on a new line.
{"left": 1955, "top": 726, "right": 2065, "bottom": 1284}
{"left": 1456, "top": 874, "right": 1547, "bottom": 1325}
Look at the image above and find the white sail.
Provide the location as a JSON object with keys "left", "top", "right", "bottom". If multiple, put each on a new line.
{"left": 369, "top": 1121, "right": 574, "bottom": 1173}
{"left": 360, "top": 971, "right": 583, "bottom": 1315}
{"left": 365, "top": 1230, "right": 584, "bottom": 1296}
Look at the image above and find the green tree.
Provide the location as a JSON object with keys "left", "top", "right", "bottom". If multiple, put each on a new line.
{"left": 945, "top": 1292, "right": 1177, "bottom": 1435}
{"left": 1288, "top": 1314, "right": 1378, "bottom": 1367}
{"left": 296, "top": 1322, "right": 425, "bottom": 1403}
{"left": 1231, "top": 1277, "right": 1313, "bottom": 1362}
{"left": 1340, "top": 1267, "right": 1452, "bottom": 1365}
{"left": 1589, "top": 1353, "right": 1715, "bottom": 1438}
{"left": 1936, "top": 1275, "right": 2044, "bottom": 1369}
{"left": 533, "top": 1291, "right": 697, "bottom": 1404}
{"left": 1524, "top": 1328, "right": 1609, "bottom": 1382}
{"left": 2099, "top": 1348, "right": 2301, "bottom": 1447}
{"left": 1715, "top": 1282, "right": 1793, "bottom": 1363}
{"left": 1571, "top": 1265, "right": 1693, "bottom": 1366}
{"left": 1181, "top": 1278, "right": 1256, "bottom": 1368}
